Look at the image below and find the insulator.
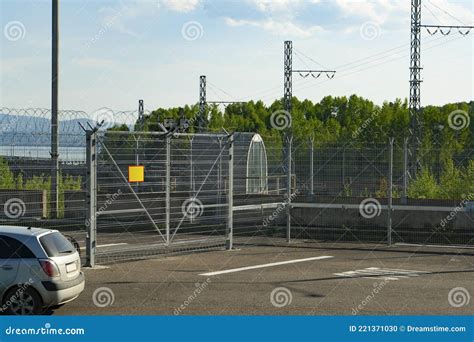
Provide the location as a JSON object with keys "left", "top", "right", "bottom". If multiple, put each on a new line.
{"left": 440, "top": 28, "right": 451, "bottom": 36}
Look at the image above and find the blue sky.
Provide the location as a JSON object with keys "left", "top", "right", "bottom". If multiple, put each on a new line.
{"left": 1, "top": 0, "right": 473, "bottom": 113}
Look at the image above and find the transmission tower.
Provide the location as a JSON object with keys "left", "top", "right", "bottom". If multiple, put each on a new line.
{"left": 408, "top": 0, "right": 473, "bottom": 178}
{"left": 137, "top": 99, "right": 144, "bottom": 130}
{"left": 283, "top": 41, "right": 336, "bottom": 116}
{"left": 283, "top": 40, "right": 335, "bottom": 242}
{"left": 197, "top": 75, "right": 246, "bottom": 132}
{"left": 198, "top": 75, "right": 206, "bottom": 132}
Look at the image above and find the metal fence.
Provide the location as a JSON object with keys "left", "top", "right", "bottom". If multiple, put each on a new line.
{"left": 84, "top": 130, "right": 232, "bottom": 264}
{"left": 1, "top": 125, "right": 473, "bottom": 265}
{"left": 0, "top": 133, "right": 87, "bottom": 252}
{"left": 290, "top": 138, "right": 474, "bottom": 246}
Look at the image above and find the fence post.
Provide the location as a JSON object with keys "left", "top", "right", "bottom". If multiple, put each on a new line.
{"left": 165, "top": 134, "right": 171, "bottom": 246}
{"left": 342, "top": 147, "right": 346, "bottom": 190}
{"left": 309, "top": 137, "right": 314, "bottom": 195}
{"left": 226, "top": 134, "right": 234, "bottom": 250}
{"left": 85, "top": 130, "right": 97, "bottom": 267}
{"left": 286, "top": 134, "right": 292, "bottom": 243}
{"left": 387, "top": 138, "right": 394, "bottom": 246}
{"left": 402, "top": 137, "right": 408, "bottom": 204}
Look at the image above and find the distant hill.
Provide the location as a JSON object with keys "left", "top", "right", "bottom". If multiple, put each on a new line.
{"left": 0, "top": 113, "right": 134, "bottom": 146}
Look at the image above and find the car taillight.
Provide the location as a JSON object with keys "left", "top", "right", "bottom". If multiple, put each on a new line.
{"left": 39, "top": 259, "right": 60, "bottom": 277}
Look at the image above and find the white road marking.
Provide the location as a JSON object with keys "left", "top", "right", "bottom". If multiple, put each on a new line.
{"left": 334, "top": 267, "right": 428, "bottom": 280}
{"left": 200, "top": 256, "right": 333, "bottom": 276}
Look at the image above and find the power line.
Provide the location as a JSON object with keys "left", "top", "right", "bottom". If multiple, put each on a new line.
{"left": 427, "top": 0, "right": 467, "bottom": 26}
{"left": 423, "top": 4, "right": 443, "bottom": 24}
{"left": 293, "top": 48, "right": 330, "bottom": 70}
{"left": 207, "top": 80, "right": 238, "bottom": 101}
{"left": 237, "top": 32, "right": 447, "bottom": 103}
{"left": 292, "top": 34, "right": 465, "bottom": 97}
{"left": 249, "top": 33, "right": 450, "bottom": 103}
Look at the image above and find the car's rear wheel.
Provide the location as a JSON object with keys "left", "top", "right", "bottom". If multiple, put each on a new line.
{"left": 3, "top": 287, "right": 43, "bottom": 315}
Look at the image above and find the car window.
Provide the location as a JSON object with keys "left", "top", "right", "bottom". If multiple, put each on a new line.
{"left": 0, "top": 235, "right": 36, "bottom": 259}
{"left": 39, "top": 232, "right": 75, "bottom": 257}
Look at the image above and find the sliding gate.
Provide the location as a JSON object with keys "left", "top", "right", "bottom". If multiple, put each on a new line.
{"left": 85, "top": 130, "right": 231, "bottom": 265}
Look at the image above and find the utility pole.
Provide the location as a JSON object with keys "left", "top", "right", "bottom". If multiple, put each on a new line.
{"left": 408, "top": 0, "right": 473, "bottom": 179}
{"left": 283, "top": 40, "right": 336, "bottom": 242}
{"left": 51, "top": 0, "right": 59, "bottom": 219}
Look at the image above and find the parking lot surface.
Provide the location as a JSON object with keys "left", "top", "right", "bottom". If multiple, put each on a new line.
{"left": 53, "top": 241, "right": 474, "bottom": 315}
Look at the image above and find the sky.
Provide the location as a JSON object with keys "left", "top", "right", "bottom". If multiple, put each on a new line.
{"left": 1, "top": 0, "right": 473, "bottom": 114}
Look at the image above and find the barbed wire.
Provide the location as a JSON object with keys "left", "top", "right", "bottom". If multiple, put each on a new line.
{"left": 0, "top": 107, "right": 151, "bottom": 147}
{"left": 0, "top": 107, "right": 150, "bottom": 133}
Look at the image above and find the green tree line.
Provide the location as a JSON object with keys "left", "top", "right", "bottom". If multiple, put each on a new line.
{"left": 136, "top": 95, "right": 473, "bottom": 200}
{"left": 0, "top": 158, "right": 82, "bottom": 217}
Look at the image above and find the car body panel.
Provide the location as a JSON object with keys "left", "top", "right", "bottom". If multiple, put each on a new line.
{"left": 0, "top": 226, "right": 85, "bottom": 313}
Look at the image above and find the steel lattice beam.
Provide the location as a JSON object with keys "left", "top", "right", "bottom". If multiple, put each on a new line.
{"left": 198, "top": 75, "right": 206, "bottom": 132}
{"left": 198, "top": 75, "right": 246, "bottom": 131}
{"left": 284, "top": 41, "right": 293, "bottom": 115}
{"left": 408, "top": 0, "right": 423, "bottom": 178}
{"left": 408, "top": 0, "right": 473, "bottom": 178}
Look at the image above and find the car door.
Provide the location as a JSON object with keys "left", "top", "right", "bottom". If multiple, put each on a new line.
{"left": 0, "top": 235, "right": 21, "bottom": 296}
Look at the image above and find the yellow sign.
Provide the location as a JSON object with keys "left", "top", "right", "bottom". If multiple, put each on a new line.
{"left": 128, "top": 165, "right": 144, "bottom": 182}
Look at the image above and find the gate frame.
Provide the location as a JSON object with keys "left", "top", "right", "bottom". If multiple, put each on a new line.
{"left": 85, "top": 130, "right": 236, "bottom": 265}
{"left": 85, "top": 129, "right": 97, "bottom": 267}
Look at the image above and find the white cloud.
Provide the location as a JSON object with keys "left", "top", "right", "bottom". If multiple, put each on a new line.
{"left": 248, "top": 0, "right": 303, "bottom": 13}
{"left": 334, "top": 0, "right": 406, "bottom": 24}
{"left": 225, "top": 17, "right": 323, "bottom": 38}
{"left": 333, "top": 0, "right": 473, "bottom": 25}
{"left": 159, "top": 0, "right": 200, "bottom": 13}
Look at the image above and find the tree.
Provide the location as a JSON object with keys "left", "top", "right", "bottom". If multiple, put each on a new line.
{"left": 0, "top": 158, "right": 15, "bottom": 189}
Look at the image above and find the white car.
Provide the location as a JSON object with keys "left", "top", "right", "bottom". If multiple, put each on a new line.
{"left": 0, "top": 226, "right": 85, "bottom": 315}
